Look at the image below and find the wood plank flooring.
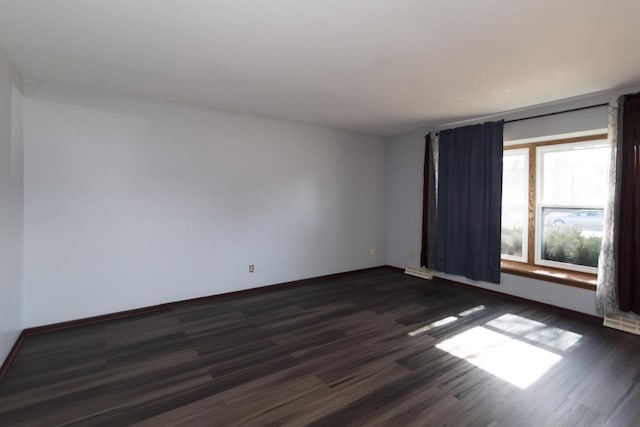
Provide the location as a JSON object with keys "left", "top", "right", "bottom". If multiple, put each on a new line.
{"left": 1, "top": 268, "right": 639, "bottom": 426}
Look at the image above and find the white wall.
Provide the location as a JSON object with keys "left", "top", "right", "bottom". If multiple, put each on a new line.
{"left": 384, "top": 92, "right": 627, "bottom": 317}
{"left": 0, "top": 47, "right": 23, "bottom": 363}
{"left": 22, "top": 82, "right": 387, "bottom": 327}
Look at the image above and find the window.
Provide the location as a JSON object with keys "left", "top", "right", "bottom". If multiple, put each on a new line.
{"left": 501, "top": 149, "right": 528, "bottom": 262}
{"left": 501, "top": 134, "right": 609, "bottom": 277}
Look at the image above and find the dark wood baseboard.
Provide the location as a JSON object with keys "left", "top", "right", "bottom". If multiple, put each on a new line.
{"left": 3, "top": 264, "right": 633, "bottom": 425}
{"left": 0, "top": 331, "right": 26, "bottom": 383}
{"left": 24, "top": 265, "right": 394, "bottom": 336}
{"left": 1, "top": 264, "right": 602, "bottom": 383}
{"left": 430, "top": 275, "right": 603, "bottom": 324}
{"left": 382, "top": 265, "right": 601, "bottom": 323}
{"left": 1, "top": 265, "right": 393, "bottom": 382}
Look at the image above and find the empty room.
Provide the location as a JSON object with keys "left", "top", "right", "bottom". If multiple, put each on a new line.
{"left": 1, "top": 1, "right": 640, "bottom": 425}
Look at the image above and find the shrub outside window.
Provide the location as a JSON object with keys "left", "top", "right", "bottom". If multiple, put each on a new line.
{"left": 501, "top": 134, "right": 609, "bottom": 275}
{"left": 501, "top": 149, "right": 528, "bottom": 262}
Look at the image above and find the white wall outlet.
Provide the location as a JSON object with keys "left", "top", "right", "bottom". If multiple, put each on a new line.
{"left": 370, "top": 248, "right": 375, "bottom": 256}
{"left": 249, "top": 264, "right": 254, "bottom": 273}
{"left": 409, "top": 250, "right": 416, "bottom": 259}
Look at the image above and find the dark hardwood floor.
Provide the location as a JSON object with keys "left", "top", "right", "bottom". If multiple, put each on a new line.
{"left": 1, "top": 269, "right": 639, "bottom": 426}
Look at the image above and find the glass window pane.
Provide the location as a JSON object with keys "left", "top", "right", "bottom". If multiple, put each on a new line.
{"left": 501, "top": 150, "right": 528, "bottom": 259}
{"left": 540, "top": 143, "right": 610, "bottom": 206}
{"left": 541, "top": 207, "right": 604, "bottom": 268}
{"left": 537, "top": 140, "right": 610, "bottom": 271}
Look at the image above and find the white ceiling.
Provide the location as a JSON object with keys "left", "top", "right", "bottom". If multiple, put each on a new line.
{"left": 1, "top": 1, "right": 639, "bottom": 136}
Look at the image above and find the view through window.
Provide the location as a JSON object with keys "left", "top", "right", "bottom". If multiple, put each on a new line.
{"left": 501, "top": 134, "right": 609, "bottom": 274}
{"left": 501, "top": 149, "right": 528, "bottom": 261}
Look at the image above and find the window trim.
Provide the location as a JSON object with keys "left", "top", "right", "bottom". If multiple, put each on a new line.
{"left": 501, "top": 260, "right": 597, "bottom": 291}
{"left": 534, "top": 139, "right": 609, "bottom": 274}
{"left": 501, "top": 133, "right": 608, "bottom": 288}
{"left": 501, "top": 148, "right": 529, "bottom": 263}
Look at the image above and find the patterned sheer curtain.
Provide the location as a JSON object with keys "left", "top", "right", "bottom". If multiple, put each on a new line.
{"left": 596, "top": 97, "right": 622, "bottom": 315}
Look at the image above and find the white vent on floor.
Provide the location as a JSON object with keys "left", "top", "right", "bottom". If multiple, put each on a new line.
{"left": 404, "top": 266, "right": 433, "bottom": 280}
{"left": 603, "top": 314, "right": 640, "bottom": 335}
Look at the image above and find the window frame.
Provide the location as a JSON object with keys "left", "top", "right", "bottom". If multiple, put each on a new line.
{"left": 501, "top": 148, "right": 529, "bottom": 263}
{"left": 501, "top": 133, "right": 608, "bottom": 288}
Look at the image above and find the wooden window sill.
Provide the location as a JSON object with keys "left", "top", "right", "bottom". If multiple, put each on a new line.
{"left": 501, "top": 260, "right": 597, "bottom": 291}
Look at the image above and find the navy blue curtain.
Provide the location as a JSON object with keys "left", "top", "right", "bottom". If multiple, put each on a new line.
{"left": 435, "top": 121, "right": 504, "bottom": 283}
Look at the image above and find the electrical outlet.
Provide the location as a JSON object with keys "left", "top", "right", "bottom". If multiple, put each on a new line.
{"left": 409, "top": 250, "right": 416, "bottom": 259}
{"left": 370, "top": 248, "right": 375, "bottom": 256}
{"left": 249, "top": 264, "right": 254, "bottom": 273}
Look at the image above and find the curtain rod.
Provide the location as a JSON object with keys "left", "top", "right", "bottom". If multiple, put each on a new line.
{"left": 429, "top": 102, "right": 609, "bottom": 136}
{"left": 504, "top": 102, "right": 608, "bottom": 124}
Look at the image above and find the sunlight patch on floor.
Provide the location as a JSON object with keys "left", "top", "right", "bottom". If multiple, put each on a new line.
{"left": 408, "top": 316, "right": 458, "bottom": 337}
{"left": 407, "top": 305, "right": 487, "bottom": 337}
{"left": 486, "top": 313, "right": 582, "bottom": 352}
{"left": 458, "top": 305, "right": 485, "bottom": 317}
{"left": 436, "top": 326, "right": 563, "bottom": 389}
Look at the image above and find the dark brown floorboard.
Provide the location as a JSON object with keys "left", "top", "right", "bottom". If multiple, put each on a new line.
{"left": 0, "top": 269, "right": 638, "bottom": 426}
